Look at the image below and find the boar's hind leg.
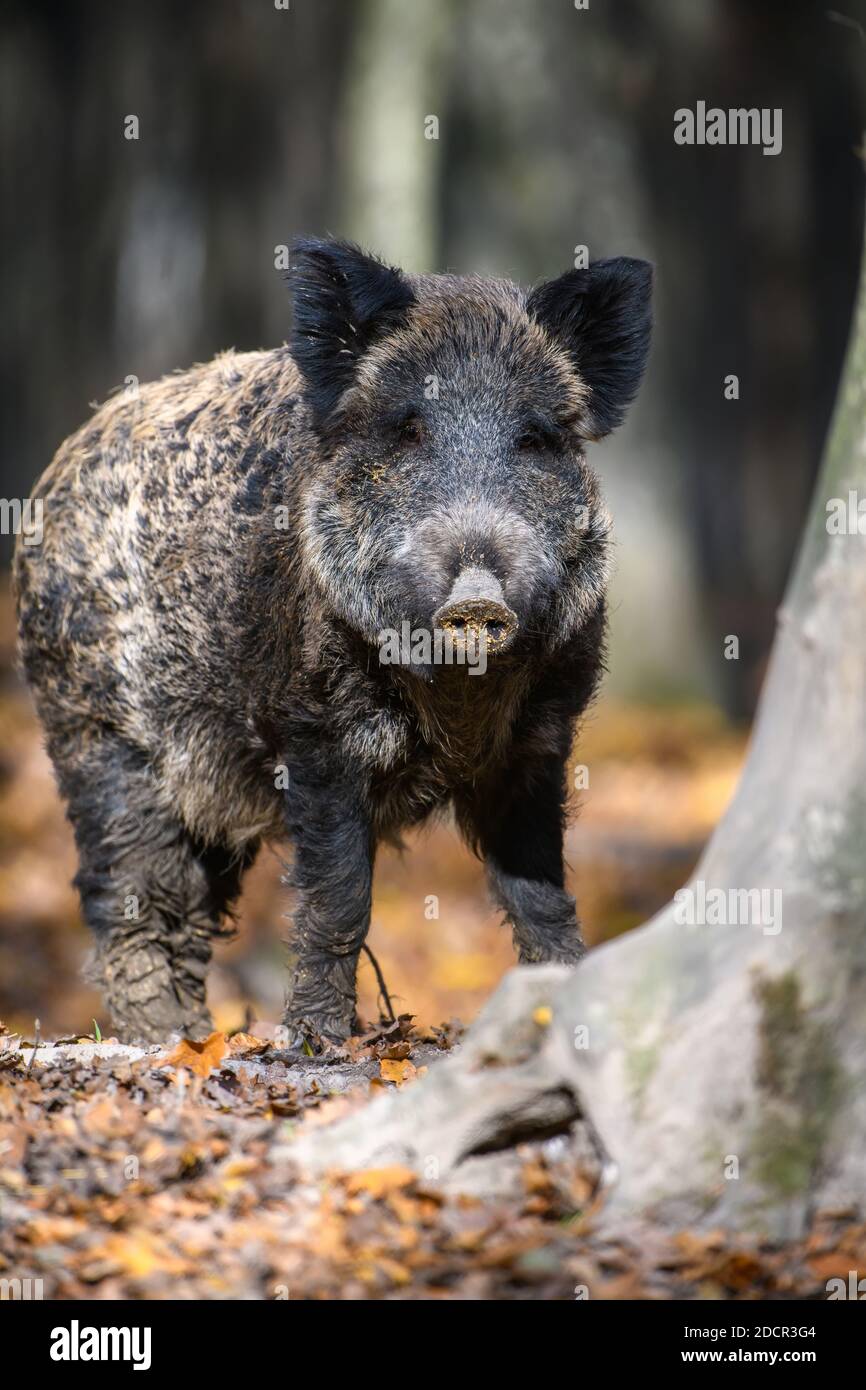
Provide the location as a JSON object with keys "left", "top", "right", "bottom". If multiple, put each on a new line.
{"left": 281, "top": 770, "right": 373, "bottom": 1045}
{"left": 468, "top": 756, "right": 585, "bottom": 967}
{"left": 62, "top": 737, "right": 248, "bottom": 1044}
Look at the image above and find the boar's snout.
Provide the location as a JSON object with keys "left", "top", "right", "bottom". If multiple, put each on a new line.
{"left": 432, "top": 567, "right": 518, "bottom": 657}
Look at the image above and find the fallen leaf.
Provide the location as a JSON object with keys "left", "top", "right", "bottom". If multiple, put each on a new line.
{"left": 158, "top": 1032, "right": 227, "bottom": 1078}
{"left": 379, "top": 1058, "right": 417, "bottom": 1086}
{"left": 227, "top": 1032, "right": 270, "bottom": 1056}
{"left": 344, "top": 1166, "right": 417, "bottom": 1200}
{"left": 100, "top": 1231, "right": 189, "bottom": 1279}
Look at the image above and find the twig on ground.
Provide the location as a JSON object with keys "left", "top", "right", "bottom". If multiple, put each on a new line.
{"left": 27, "top": 1017, "right": 41, "bottom": 1073}
{"left": 362, "top": 943, "right": 397, "bottom": 1024}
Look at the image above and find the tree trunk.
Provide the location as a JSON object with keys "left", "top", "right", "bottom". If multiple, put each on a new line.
{"left": 561, "top": 219, "right": 866, "bottom": 1235}
{"left": 293, "top": 225, "right": 866, "bottom": 1239}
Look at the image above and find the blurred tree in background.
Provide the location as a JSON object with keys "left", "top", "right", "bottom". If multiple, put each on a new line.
{"left": 2, "top": 0, "right": 865, "bottom": 717}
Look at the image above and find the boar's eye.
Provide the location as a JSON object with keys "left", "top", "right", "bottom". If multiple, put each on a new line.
{"left": 397, "top": 412, "right": 426, "bottom": 447}
{"left": 516, "top": 420, "right": 562, "bottom": 454}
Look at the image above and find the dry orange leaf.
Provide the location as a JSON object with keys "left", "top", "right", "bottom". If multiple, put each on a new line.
{"left": 447, "top": 1227, "right": 489, "bottom": 1253}
{"left": 82, "top": 1095, "right": 128, "bottom": 1138}
{"left": 521, "top": 1160, "right": 554, "bottom": 1195}
{"left": 344, "top": 1165, "right": 417, "bottom": 1200}
{"left": 25, "top": 1214, "right": 87, "bottom": 1244}
{"left": 227, "top": 1032, "right": 270, "bottom": 1055}
{"left": 379, "top": 1058, "right": 417, "bottom": 1086}
{"left": 139, "top": 1136, "right": 167, "bottom": 1165}
{"left": 806, "top": 1251, "right": 854, "bottom": 1282}
{"left": 0, "top": 1120, "right": 27, "bottom": 1165}
{"left": 100, "top": 1231, "right": 189, "bottom": 1279}
{"left": 355, "top": 1254, "right": 411, "bottom": 1286}
{"left": 159, "top": 1032, "right": 227, "bottom": 1078}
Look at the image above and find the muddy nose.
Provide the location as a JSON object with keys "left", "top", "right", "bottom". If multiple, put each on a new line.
{"left": 432, "top": 567, "right": 518, "bottom": 655}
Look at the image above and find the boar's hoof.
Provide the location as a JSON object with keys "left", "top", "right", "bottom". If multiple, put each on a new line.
{"left": 91, "top": 941, "right": 214, "bottom": 1045}
{"left": 280, "top": 1010, "right": 361, "bottom": 1052}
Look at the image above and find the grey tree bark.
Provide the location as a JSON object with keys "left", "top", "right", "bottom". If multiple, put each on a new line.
{"left": 292, "top": 230, "right": 866, "bottom": 1238}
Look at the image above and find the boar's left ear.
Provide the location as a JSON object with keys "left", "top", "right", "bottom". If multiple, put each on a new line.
{"left": 527, "top": 258, "right": 653, "bottom": 438}
{"left": 289, "top": 237, "right": 416, "bottom": 429}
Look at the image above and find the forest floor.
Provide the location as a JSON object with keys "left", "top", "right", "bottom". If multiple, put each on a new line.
{"left": 2, "top": 1021, "right": 865, "bottom": 1301}
{"left": 2, "top": 587, "right": 864, "bottom": 1300}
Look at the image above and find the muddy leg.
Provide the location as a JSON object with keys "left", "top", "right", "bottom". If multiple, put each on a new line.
{"left": 63, "top": 737, "right": 248, "bottom": 1043}
{"left": 469, "top": 755, "right": 585, "bottom": 966}
{"left": 281, "top": 763, "right": 374, "bottom": 1044}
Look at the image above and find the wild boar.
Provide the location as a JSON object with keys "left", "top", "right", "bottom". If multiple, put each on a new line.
{"left": 14, "top": 238, "right": 652, "bottom": 1043}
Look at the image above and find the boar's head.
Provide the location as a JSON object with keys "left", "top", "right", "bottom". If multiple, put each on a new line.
{"left": 289, "top": 237, "right": 651, "bottom": 668}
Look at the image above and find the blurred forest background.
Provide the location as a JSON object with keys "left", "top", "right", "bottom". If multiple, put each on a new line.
{"left": 1, "top": 0, "right": 865, "bottom": 1039}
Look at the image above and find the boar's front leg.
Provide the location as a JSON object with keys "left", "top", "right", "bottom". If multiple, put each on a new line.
{"left": 469, "top": 754, "right": 585, "bottom": 967}
{"left": 282, "top": 760, "right": 374, "bottom": 1044}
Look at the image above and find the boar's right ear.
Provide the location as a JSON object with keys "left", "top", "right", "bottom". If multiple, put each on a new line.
{"left": 527, "top": 258, "right": 653, "bottom": 438}
{"left": 289, "top": 238, "right": 416, "bottom": 429}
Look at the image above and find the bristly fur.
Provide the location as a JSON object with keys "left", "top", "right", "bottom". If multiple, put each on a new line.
{"left": 14, "top": 237, "right": 652, "bottom": 1044}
